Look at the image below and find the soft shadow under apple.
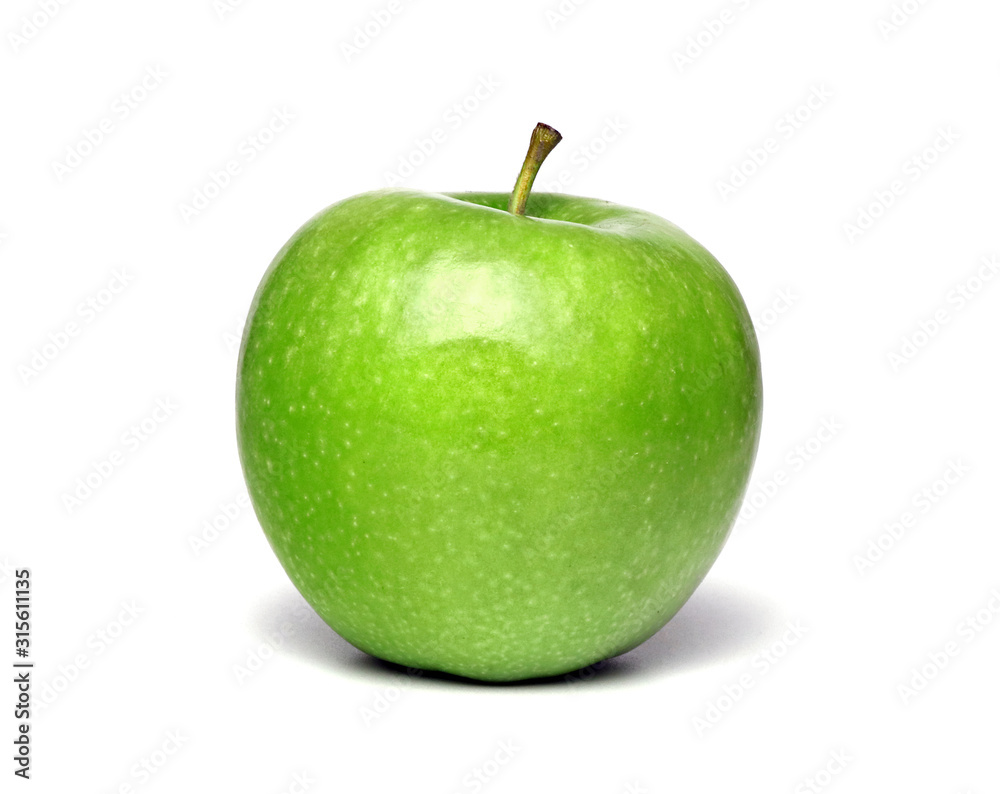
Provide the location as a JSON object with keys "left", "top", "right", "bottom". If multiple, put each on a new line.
{"left": 253, "top": 579, "right": 778, "bottom": 688}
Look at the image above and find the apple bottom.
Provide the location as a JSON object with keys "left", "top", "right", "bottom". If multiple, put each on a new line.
{"left": 258, "top": 436, "right": 739, "bottom": 682}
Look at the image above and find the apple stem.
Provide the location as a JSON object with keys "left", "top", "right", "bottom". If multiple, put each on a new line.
{"left": 508, "top": 122, "right": 562, "bottom": 216}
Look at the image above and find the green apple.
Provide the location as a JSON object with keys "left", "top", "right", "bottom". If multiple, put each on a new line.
{"left": 237, "top": 123, "right": 762, "bottom": 681}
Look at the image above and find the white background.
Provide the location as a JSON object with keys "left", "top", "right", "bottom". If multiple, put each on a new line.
{"left": 4, "top": 0, "right": 1000, "bottom": 791}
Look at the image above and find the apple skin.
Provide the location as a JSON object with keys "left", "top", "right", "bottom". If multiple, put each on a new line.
{"left": 237, "top": 188, "right": 762, "bottom": 681}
